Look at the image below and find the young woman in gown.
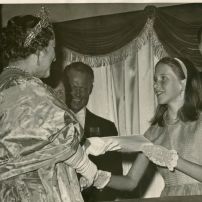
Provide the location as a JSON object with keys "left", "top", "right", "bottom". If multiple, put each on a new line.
{"left": 85, "top": 57, "right": 202, "bottom": 196}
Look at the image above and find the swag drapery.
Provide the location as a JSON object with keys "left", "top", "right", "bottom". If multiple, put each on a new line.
{"left": 54, "top": 4, "right": 202, "bottom": 69}
{"left": 52, "top": 4, "right": 202, "bottom": 197}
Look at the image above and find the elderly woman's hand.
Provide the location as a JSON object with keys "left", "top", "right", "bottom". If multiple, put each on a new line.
{"left": 84, "top": 137, "right": 121, "bottom": 156}
{"left": 80, "top": 170, "right": 111, "bottom": 191}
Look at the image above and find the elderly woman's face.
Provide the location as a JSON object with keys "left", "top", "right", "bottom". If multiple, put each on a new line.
{"left": 36, "top": 39, "right": 56, "bottom": 78}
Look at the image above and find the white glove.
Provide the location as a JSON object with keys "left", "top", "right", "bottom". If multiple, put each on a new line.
{"left": 84, "top": 137, "right": 121, "bottom": 156}
{"left": 65, "top": 145, "right": 98, "bottom": 187}
{"left": 141, "top": 144, "right": 179, "bottom": 171}
{"left": 80, "top": 170, "right": 111, "bottom": 190}
{"left": 94, "top": 170, "right": 111, "bottom": 189}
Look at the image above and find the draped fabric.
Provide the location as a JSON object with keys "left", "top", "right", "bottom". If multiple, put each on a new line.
{"left": 87, "top": 66, "right": 117, "bottom": 124}
{"left": 54, "top": 4, "right": 202, "bottom": 70}
{"left": 154, "top": 8, "right": 202, "bottom": 68}
{"left": 0, "top": 68, "right": 84, "bottom": 202}
{"left": 54, "top": 10, "right": 148, "bottom": 55}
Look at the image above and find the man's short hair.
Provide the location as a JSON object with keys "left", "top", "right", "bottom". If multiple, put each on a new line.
{"left": 64, "top": 62, "right": 94, "bottom": 82}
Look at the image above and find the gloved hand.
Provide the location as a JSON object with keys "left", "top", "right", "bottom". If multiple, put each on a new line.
{"left": 141, "top": 144, "right": 179, "bottom": 171}
{"left": 80, "top": 170, "right": 111, "bottom": 190}
{"left": 65, "top": 145, "right": 98, "bottom": 187}
{"left": 94, "top": 170, "right": 111, "bottom": 189}
{"left": 84, "top": 137, "right": 121, "bottom": 156}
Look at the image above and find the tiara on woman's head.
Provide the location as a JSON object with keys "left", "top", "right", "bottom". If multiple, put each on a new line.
{"left": 24, "top": 6, "right": 51, "bottom": 47}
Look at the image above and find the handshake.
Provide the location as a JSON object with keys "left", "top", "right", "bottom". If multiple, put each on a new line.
{"left": 84, "top": 136, "right": 122, "bottom": 156}
{"left": 80, "top": 137, "right": 120, "bottom": 190}
{"left": 81, "top": 136, "right": 178, "bottom": 190}
{"left": 84, "top": 136, "right": 178, "bottom": 171}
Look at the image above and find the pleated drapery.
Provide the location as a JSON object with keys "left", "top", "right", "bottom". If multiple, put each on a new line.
{"left": 54, "top": 4, "right": 202, "bottom": 70}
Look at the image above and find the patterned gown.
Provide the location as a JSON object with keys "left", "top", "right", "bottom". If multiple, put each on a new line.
{"left": 144, "top": 115, "right": 202, "bottom": 196}
{"left": 0, "top": 68, "right": 84, "bottom": 202}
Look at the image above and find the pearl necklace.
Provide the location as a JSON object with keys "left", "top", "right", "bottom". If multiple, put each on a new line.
{"left": 5, "top": 66, "right": 30, "bottom": 75}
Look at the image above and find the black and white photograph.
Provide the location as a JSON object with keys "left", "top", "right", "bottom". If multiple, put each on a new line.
{"left": 0, "top": 1, "right": 202, "bottom": 202}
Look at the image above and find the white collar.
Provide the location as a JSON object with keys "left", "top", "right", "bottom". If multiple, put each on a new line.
{"left": 76, "top": 107, "right": 86, "bottom": 116}
{"left": 76, "top": 107, "right": 86, "bottom": 128}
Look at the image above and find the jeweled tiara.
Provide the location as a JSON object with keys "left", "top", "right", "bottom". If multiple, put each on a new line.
{"left": 24, "top": 6, "right": 51, "bottom": 47}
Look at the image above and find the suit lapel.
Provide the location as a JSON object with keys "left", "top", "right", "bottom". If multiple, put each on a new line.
{"left": 84, "top": 109, "right": 96, "bottom": 138}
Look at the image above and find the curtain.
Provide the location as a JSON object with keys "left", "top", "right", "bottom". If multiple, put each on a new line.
{"left": 54, "top": 9, "right": 148, "bottom": 56}
{"left": 87, "top": 66, "right": 117, "bottom": 124}
{"left": 154, "top": 8, "right": 202, "bottom": 68}
{"left": 54, "top": 4, "right": 202, "bottom": 70}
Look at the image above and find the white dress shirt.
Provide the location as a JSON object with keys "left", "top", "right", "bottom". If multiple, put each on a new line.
{"left": 76, "top": 107, "right": 86, "bottom": 129}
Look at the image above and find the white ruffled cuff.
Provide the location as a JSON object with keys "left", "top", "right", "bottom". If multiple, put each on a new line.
{"left": 93, "top": 170, "right": 111, "bottom": 189}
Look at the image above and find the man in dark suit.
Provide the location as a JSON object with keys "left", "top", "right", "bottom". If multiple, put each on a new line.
{"left": 63, "top": 62, "right": 123, "bottom": 202}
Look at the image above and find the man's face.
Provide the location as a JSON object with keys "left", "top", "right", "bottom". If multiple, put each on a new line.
{"left": 65, "top": 69, "right": 93, "bottom": 113}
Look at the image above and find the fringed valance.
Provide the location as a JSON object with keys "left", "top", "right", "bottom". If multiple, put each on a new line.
{"left": 62, "top": 18, "right": 167, "bottom": 68}
{"left": 54, "top": 4, "right": 202, "bottom": 69}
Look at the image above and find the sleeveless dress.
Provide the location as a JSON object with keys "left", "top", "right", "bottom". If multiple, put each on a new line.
{"left": 144, "top": 115, "right": 202, "bottom": 196}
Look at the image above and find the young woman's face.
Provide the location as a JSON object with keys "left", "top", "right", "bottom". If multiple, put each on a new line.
{"left": 154, "top": 63, "right": 184, "bottom": 106}
{"left": 36, "top": 39, "right": 56, "bottom": 78}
